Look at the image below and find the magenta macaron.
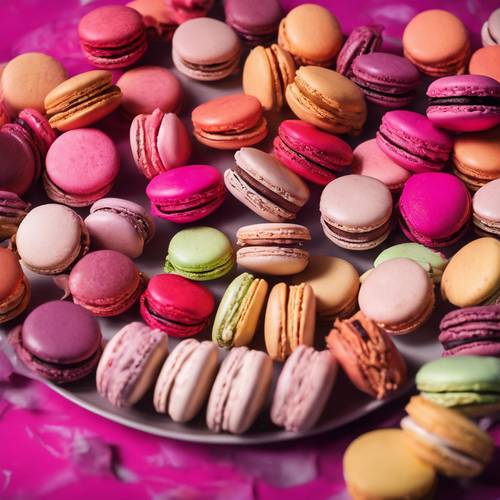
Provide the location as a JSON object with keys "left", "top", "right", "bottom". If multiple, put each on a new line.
{"left": 399, "top": 172, "right": 472, "bottom": 248}
{"left": 351, "top": 53, "right": 420, "bottom": 108}
{"left": 426, "top": 75, "right": 500, "bottom": 132}
{"left": 377, "top": 110, "right": 453, "bottom": 173}
{"left": 273, "top": 119, "right": 353, "bottom": 185}
{"left": 146, "top": 165, "right": 225, "bottom": 223}
{"left": 78, "top": 5, "right": 148, "bottom": 69}
{"left": 44, "top": 128, "right": 120, "bottom": 207}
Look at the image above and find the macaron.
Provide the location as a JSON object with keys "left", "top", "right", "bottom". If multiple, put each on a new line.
{"left": 96, "top": 322, "right": 168, "bottom": 408}
{"left": 0, "top": 247, "right": 30, "bottom": 324}
{"left": 130, "top": 109, "right": 191, "bottom": 179}
{"left": 165, "top": 0, "right": 214, "bottom": 23}
{"left": 1, "top": 52, "right": 67, "bottom": 114}
{"left": 44, "top": 128, "right": 120, "bottom": 207}
{"left": 212, "top": 273, "right": 268, "bottom": 348}
{"left": 416, "top": 355, "right": 500, "bottom": 416}
{"left": 286, "top": 66, "right": 367, "bottom": 135}
{"left": 351, "top": 53, "right": 420, "bottom": 108}
{"left": 264, "top": 282, "right": 316, "bottom": 361}
{"left": 328, "top": 311, "right": 407, "bottom": 399}
{"left": 320, "top": 175, "right": 393, "bottom": 251}
{"left": 85, "top": 198, "right": 155, "bottom": 258}
{"left": 441, "top": 237, "right": 500, "bottom": 307}
{"left": 0, "top": 99, "right": 9, "bottom": 127}
{"left": 206, "top": 346, "right": 272, "bottom": 434}
{"left": 117, "top": 66, "right": 183, "bottom": 117}
{"left": 473, "top": 178, "right": 500, "bottom": 237}
{"left": 44, "top": 70, "right": 122, "bottom": 132}
{"left": 127, "top": 0, "right": 177, "bottom": 42}
{"left": 10, "top": 301, "right": 102, "bottom": 383}
{"left": 376, "top": 110, "right": 453, "bottom": 173}
{"left": 452, "top": 126, "right": 500, "bottom": 190}
{"left": 164, "top": 226, "right": 235, "bottom": 281}
{"left": 278, "top": 4, "right": 342, "bottom": 67}
{"left": 153, "top": 339, "right": 218, "bottom": 422}
{"left": 290, "top": 256, "right": 360, "bottom": 322}
{"left": 192, "top": 94, "right": 267, "bottom": 150}
{"left": 439, "top": 305, "right": 500, "bottom": 357}
{"left": 0, "top": 191, "right": 30, "bottom": 240}
{"left": 343, "top": 429, "right": 437, "bottom": 500}
{"left": 358, "top": 258, "right": 435, "bottom": 335}
{"left": 401, "top": 396, "right": 494, "bottom": 478}
{"left": 371, "top": 243, "right": 448, "bottom": 284}
{"left": 78, "top": 5, "right": 147, "bottom": 69}
{"left": 68, "top": 250, "right": 144, "bottom": 317}
{"left": 271, "top": 345, "right": 337, "bottom": 432}
{"left": 402, "top": 9, "right": 470, "bottom": 76}
{"left": 224, "top": 0, "right": 282, "bottom": 44}
{"left": 14, "top": 204, "right": 90, "bottom": 275}
{"left": 351, "top": 139, "right": 411, "bottom": 193}
{"left": 398, "top": 173, "right": 471, "bottom": 248}
{"left": 225, "top": 147, "right": 310, "bottom": 222}
{"left": 236, "top": 223, "right": 310, "bottom": 276}
{"left": 140, "top": 273, "right": 215, "bottom": 337}
{"left": 336, "top": 24, "right": 383, "bottom": 77}
{"left": 273, "top": 119, "right": 353, "bottom": 185}
{"left": 146, "top": 165, "right": 225, "bottom": 223}
{"left": 172, "top": 17, "right": 241, "bottom": 81}
{"left": 243, "top": 44, "right": 295, "bottom": 112}
{"left": 469, "top": 46, "right": 500, "bottom": 82}
{"left": 426, "top": 75, "right": 500, "bottom": 132}
{"left": 482, "top": 7, "right": 500, "bottom": 46}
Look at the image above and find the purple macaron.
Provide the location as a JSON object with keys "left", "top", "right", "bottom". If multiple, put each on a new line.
{"left": 426, "top": 75, "right": 500, "bottom": 132}
{"left": 351, "top": 53, "right": 420, "bottom": 108}
{"left": 439, "top": 305, "right": 500, "bottom": 357}
{"left": 10, "top": 301, "right": 103, "bottom": 383}
{"left": 377, "top": 110, "right": 453, "bottom": 173}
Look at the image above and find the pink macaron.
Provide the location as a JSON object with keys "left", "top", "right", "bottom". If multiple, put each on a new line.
{"left": 377, "top": 110, "right": 453, "bottom": 173}
{"left": 426, "top": 75, "right": 500, "bottom": 132}
{"left": 146, "top": 165, "right": 225, "bottom": 223}
{"left": 399, "top": 173, "right": 472, "bottom": 248}
{"left": 130, "top": 108, "right": 191, "bottom": 179}
{"left": 273, "top": 119, "right": 353, "bottom": 185}
{"left": 44, "top": 128, "right": 120, "bottom": 207}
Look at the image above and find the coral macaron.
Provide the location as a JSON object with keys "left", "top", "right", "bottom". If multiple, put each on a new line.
{"left": 140, "top": 273, "right": 215, "bottom": 337}
{"left": 146, "top": 165, "right": 225, "bottom": 223}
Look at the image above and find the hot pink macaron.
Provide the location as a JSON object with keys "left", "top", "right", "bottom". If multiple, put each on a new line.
{"left": 377, "top": 110, "right": 454, "bottom": 173}
{"left": 146, "top": 165, "right": 225, "bottom": 223}
{"left": 44, "top": 128, "right": 120, "bottom": 207}
{"left": 273, "top": 119, "right": 353, "bottom": 185}
{"left": 399, "top": 172, "right": 472, "bottom": 248}
{"left": 426, "top": 74, "right": 500, "bottom": 132}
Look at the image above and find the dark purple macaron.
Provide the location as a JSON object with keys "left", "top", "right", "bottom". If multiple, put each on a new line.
{"left": 351, "top": 53, "right": 420, "bottom": 108}
{"left": 439, "top": 305, "right": 500, "bottom": 357}
{"left": 336, "top": 24, "right": 383, "bottom": 76}
{"left": 10, "top": 301, "right": 103, "bottom": 383}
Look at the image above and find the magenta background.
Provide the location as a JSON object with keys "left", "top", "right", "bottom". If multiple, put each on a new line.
{"left": 1, "top": 1, "right": 500, "bottom": 498}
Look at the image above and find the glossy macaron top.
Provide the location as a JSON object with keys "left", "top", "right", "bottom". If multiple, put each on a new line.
{"left": 0, "top": 247, "right": 23, "bottom": 300}
{"left": 69, "top": 250, "right": 140, "bottom": 302}
{"left": 224, "top": 0, "right": 281, "bottom": 38}
{"left": 427, "top": 74, "right": 500, "bottom": 99}
{"left": 399, "top": 173, "right": 471, "bottom": 240}
{"left": 78, "top": 5, "right": 145, "bottom": 45}
{"left": 473, "top": 179, "right": 500, "bottom": 223}
{"left": 172, "top": 17, "right": 240, "bottom": 65}
{"left": 320, "top": 175, "right": 393, "bottom": 228}
{"left": 469, "top": 46, "right": 500, "bottom": 83}
{"left": 21, "top": 301, "right": 101, "bottom": 364}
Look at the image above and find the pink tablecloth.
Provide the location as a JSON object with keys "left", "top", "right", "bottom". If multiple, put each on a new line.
{"left": 1, "top": 1, "right": 499, "bottom": 498}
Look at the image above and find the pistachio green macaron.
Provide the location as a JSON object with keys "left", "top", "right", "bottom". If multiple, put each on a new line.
{"left": 165, "top": 226, "right": 235, "bottom": 281}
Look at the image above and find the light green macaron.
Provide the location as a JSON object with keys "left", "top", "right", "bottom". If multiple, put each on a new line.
{"left": 164, "top": 226, "right": 235, "bottom": 281}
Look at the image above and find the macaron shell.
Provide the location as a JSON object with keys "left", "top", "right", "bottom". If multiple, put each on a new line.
{"left": 0, "top": 247, "right": 23, "bottom": 300}
{"left": 473, "top": 179, "right": 500, "bottom": 235}
{"left": 469, "top": 46, "right": 500, "bottom": 82}
{"left": 224, "top": 0, "right": 281, "bottom": 40}
{"left": 482, "top": 8, "right": 500, "bottom": 46}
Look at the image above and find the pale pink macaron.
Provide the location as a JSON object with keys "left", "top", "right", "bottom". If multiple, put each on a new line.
{"left": 44, "top": 128, "right": 120, "bottom": 207}
{"left": 153, "top": 339, "right": 219, "bottom": 422}
{"left": 117, "top": 66, "right": 183, "bottom": 118}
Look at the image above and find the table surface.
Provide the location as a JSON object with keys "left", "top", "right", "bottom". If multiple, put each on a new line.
{"left": 1, "top": 0, "right": 499, "bottom": 498}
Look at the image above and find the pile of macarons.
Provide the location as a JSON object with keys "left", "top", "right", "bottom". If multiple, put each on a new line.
{"left": 0, "top": 1, "right": 499, "bottom": 492}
